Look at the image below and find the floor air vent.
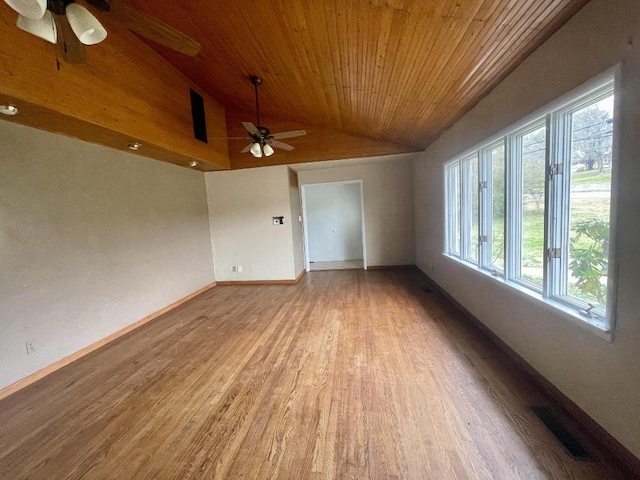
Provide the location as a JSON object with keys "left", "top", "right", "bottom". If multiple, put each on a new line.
{"left": 530, "top": 406, "right": 592, "bottom": 460}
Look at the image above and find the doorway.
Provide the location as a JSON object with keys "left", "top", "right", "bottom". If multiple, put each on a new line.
{"left": 301, "top": 180, "right": 367, "bottom": 272}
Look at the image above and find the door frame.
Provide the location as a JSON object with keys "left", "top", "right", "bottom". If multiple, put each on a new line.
{"left": 300, "top": 179, "right": 367, "bottom": 272}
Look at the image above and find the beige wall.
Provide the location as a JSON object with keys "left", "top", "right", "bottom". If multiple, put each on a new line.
{"left": 297, "top": 154, "right": 417, "bottom": 267}
{"left": 0, "top": 120, "right": 214, "bottom": 390}
{"left": 205, "top": 166, "right": 298, "bottom": 281}
{"left": 414, "top": 0, "right": 640, "bottom": 457}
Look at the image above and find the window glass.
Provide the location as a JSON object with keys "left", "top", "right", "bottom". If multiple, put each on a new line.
{"left": 490, "top": 144, "right": 505, "bottom": 271}
{"left": 519, "top": 126, "right": 546, "bottom": 287}
{"left": 566, "top": 95, "right": 613, "bottom": 313}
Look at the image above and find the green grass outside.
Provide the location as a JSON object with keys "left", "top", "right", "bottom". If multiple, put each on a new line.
{"left": 571, "top": 168, "right": 611, "bottom": 186}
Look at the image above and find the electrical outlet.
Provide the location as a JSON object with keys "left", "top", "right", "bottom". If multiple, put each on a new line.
{"left": 237, "top": 265, "right": 243, "bottom": 273}
{"left": 232, "top": 266, "right": 237, "bottom": 272}
{"left": 25, "top": 341, "right": 35, "bottom": 355}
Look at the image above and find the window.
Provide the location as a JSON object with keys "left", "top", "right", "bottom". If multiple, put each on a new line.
{"left": 444, "top": 76, "right": 615, "bottom": 331}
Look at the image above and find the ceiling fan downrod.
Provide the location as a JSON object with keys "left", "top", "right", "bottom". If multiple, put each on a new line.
{"left": 250, "top": 75, "right": 262, "bottom": 131}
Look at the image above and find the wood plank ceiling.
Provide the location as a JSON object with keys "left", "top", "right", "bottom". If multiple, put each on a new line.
{"left": 119, "top": 0, "right": 589, "bottom": 167}
{"left": 0, "top": 0, "right": 590, "bottom": 168}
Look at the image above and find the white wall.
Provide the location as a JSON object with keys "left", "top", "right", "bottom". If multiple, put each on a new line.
{"left": 297, "top": 154, "right": 417, "bottom": 267}
{"left": 414, "top": 0, "right": 640, "bottom": 458}
{"left": 304, "top": 182, "right": 363, "bottom": 263}
{"left": 0, "top": 120, "right": 214, "bottom": 390}
{"left": 288, "top": 186, "right": 305, "bottom": 278}
{"left": 205, "top": 166, "right": 297, "bottom": 281}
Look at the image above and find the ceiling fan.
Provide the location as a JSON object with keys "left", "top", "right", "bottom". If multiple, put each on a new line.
{"left": 236, "top": 76, "right": 306, "bottom": 158}
{"left": 4, "top": 0, "right": 200, "bottom": 64}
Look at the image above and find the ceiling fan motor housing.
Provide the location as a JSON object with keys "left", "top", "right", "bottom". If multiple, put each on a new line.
{"left": 248, "top": 125, "right": 272, "bottom": 145}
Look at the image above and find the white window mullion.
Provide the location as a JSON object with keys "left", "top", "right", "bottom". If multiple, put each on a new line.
{"left": 547, "top": 111, "right": 571, "bottom": 298}
{"left": 479, "top": 148, "right": 491, "bottom": 269}
{"left": 505, "top": 133, "right": 521, "bottom": 281}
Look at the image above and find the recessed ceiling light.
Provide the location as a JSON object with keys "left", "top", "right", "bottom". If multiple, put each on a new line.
{"left": 127, "top": 142, "right": 142, "bottom": 151}
{"left": 0, "top": 105, "right": 18, "bottom": 116}
{"left": 188, "top": 160, "right": 199, "bottom": 168}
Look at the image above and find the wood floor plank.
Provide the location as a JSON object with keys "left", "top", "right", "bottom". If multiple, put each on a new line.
{"left": 0, "top": 269, "right": 624, "bottom": 479}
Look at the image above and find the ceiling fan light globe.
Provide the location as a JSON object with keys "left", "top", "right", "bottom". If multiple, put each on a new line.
{"left": 65, "top": 3, "right": 107, "bottom": 45}
{"left": 263, "top": 144, "right": 275, "bottom": 157}
{"left": 250, "top": 142, "right": 262, "bottom": 158}
{"left": 16, "top": 10, "right": 56, "bottom": 44}
{"left": 4, "top": 0, "right": 46, "bottom": 20}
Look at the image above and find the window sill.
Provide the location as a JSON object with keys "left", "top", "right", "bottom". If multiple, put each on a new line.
{"left": 441, "top": 253, "right": 613, "bottom": 342}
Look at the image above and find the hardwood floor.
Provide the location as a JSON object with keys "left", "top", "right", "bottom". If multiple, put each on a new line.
{"left": 0, "top": 270, "right": 624, "bottom": 479}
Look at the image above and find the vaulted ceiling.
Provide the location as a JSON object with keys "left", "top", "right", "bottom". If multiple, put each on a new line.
{"left": 124, "top": 0, "right": 589, "bottom": 166}
{"left": 0, "top": 0, "right": 590, "bottom": 169}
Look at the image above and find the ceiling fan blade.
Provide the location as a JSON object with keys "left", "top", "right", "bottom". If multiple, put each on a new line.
{"left": 240, "top": 143, "right": 253, "bottom": 154}
{"left": 242, "top": 122, "right": 261, "bottom": 136}
{"left": 53, "top": 14, "right": 86, "bottom": 64}
{"left": 271, "top": 130, "right": 306, "bottom": 140}
{"left": 96, "top": 0, "right": 200, "bottom": 56}
{"left": 271, "top": 140, "right": 295, "bottom": 151}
